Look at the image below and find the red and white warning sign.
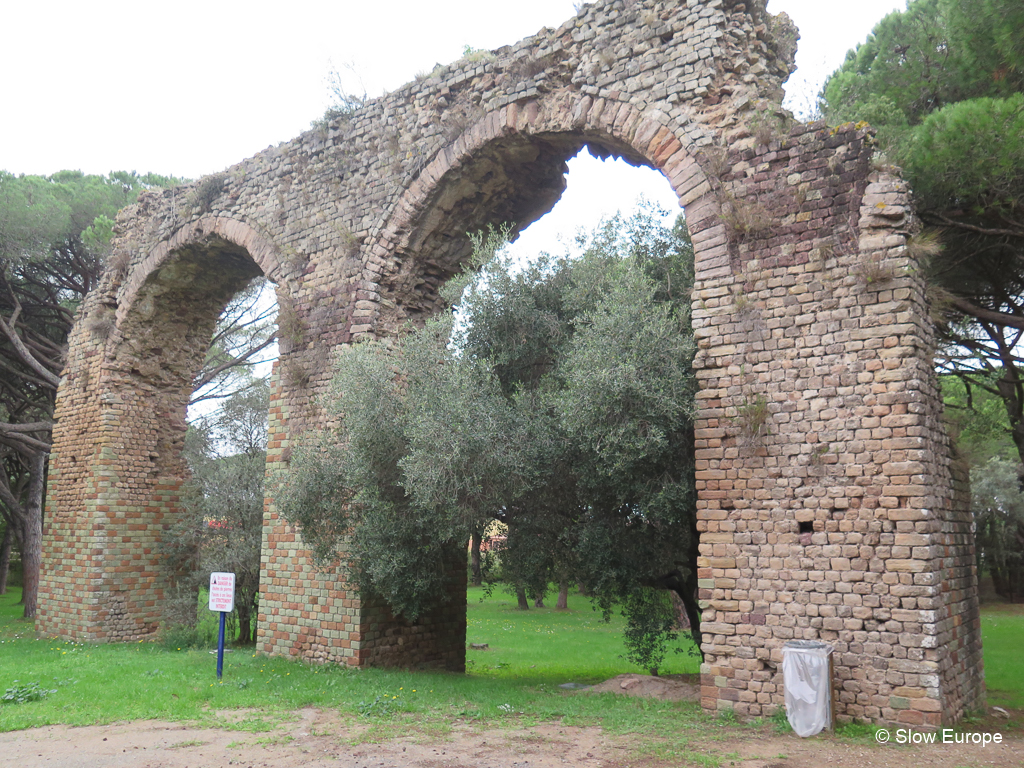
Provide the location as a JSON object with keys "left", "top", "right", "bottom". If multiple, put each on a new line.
{"left": 208, "top": 572, "right": 235, "bottom": 613}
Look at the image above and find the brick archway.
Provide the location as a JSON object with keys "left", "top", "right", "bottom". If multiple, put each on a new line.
{"left": 39, "top": 215, "right": 285, "bottom": 642}
{"left": 365, "top": 96, "right": 725, "bottom": 331}
{"left": 40, "top": 0, "right": 982, "bottom": 727}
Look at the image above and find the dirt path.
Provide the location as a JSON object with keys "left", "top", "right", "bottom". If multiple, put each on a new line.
{"left": 2, "top": 708, "right": 1021, "bottom": 768}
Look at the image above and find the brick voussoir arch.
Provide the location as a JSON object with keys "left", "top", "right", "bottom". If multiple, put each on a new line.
{"left": 366, "top": 95, "right": 725, "bottom": 338}
{"left": 120, "top": 214, "right": 288, "bottom": 319}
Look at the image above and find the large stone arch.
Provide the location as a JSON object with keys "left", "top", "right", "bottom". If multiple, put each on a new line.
{"left": 365, "top": 96, "right": 725, "bottom": 333}
{"left": 39, "top": 0, "right": 982, "bottom": 727}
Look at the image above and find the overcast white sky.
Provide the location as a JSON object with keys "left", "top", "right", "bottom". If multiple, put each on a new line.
{"left": 0, "top": 0, "right": 906, "bottom": 255}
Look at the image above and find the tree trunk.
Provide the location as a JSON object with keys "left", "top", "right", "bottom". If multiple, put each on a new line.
{"left": 681, "top": 458, "right": 704, "bottom": 660}
{"left": 555, "top": 580, "right": 569, "bottom": 610}
{"left": 991, "top": 564, "right": 1009, "bottom": 599}
{"left": 0, "top": 523, "right": 11, "bottom": 595}
{"left": 515, "top": 586, "right": 529, "bottom": 610}
{"left": 676, "top": 581, "right": 702, "bottom": 655}
{"left": 470, "top": 531, "right": 482, "bottom": 586}
{"left": 997, "top": 367, "right": 1024, "bottom": 468}
{"left": 655, "top": 571, "right": 703, "bottom": 658}
{"left": 669, "top": 590, "right": 690, "bottom": 629}
{"left": 533, "top": 595, "right": 545, "bottom": 608}
{"left": 1002, "top": 526, "right": 1024, "bottom": 603}
{"left": 21, "top": 452, "right": 46, "bottom": 619}
{"left": 236, "top": 589, "right": 257, "bottom": 645}
{"left": 653, "top": 517, "right": 704, "bottom": 660}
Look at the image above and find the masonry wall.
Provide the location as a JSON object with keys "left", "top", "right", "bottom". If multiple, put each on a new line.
{"left": 38, "top": 0, "right": 982, "bottom": 724}
{"left": 689, "top": 123, "right": 984, "bottom": 726}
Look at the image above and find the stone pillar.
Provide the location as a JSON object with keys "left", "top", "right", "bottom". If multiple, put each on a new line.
{"left": 691, "top": 123, "right": 984, "bottom": 727}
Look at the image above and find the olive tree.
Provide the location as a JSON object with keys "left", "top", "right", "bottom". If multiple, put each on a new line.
{"left": 280, "top": 206, "right": 703, "bottom": 661}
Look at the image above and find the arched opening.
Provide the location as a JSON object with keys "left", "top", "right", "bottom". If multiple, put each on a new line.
{"left": 332, "top": 122, "right": 708, "bottom": 673}
{"left": 374, "top": 129, "right": 694, "bottom": 330}
{"left": 111, "top": 237, "right": 266, "bottom": 477}
{"left": 502, "top": 145, "right": 683, "bottom": 262}
{"left": 39, "top": 224, "right": 285, "bottom": 643}
{"left": 116, "top": 235, "right": 282, "bottom": 645}
{"left": 169, "top": 272, "right": 279, "bottom": 646}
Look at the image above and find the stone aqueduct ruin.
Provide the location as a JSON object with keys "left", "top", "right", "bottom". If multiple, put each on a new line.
{"left": 38, "top": 0, "right": 983, "bottom": 727}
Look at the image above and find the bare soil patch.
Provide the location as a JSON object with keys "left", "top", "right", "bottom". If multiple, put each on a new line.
{"left": 584, "top": 673, "right": 700, "bottom": 702}
{"left": 3, "top": 709, "right": 1021, "bottom": 768}
{"left": 2, "top": 715, "right": 612, "bottom": 768}
{"left": 2, "top": 676, "right": 1020, "bottom": 767}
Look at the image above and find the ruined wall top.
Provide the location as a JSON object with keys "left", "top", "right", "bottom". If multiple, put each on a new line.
{"left": 50, "top": 3, "right": 795, "bottom": 401}
{"left": 103, "top": 0, "right": 798, "bottom": 293}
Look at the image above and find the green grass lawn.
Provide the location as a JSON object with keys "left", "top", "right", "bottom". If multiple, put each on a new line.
{"left": 465, "top": 585, "right": 700, "bottom": 683}
{"left": 0, "top": 583, "right": 1020, "bottom": 743}
{"left": 980, "top": 603, "right": 1024, "bottom": 709}
{"left": 0, "top": 585, "right": 708, "bottom": 739}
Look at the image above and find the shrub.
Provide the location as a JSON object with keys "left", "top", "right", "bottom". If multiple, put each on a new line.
{"left": 734, "top": 394, "right": 771, "bottom": 446}
{"left": 2, "top": 681, "right": 56, "bottom": 704}
{"left": 620, "top": 587, "right": 679, "bottom": 676}
{"left": 186, "top": 172, "right": 228, "bottom": 214}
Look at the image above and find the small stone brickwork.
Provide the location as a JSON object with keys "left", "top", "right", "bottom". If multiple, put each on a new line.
{"left": 38, "top": 0, "right": 981, "bottom": 724}
{"left": 691, "top": 124, "right": 983, "bottom": 727}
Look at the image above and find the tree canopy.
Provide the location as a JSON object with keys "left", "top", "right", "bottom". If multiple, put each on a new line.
{"left": 822, "top": 0, "right": 1024, "bottom": 461}
{"left": 823, "top": 1, "right": 1023, "bottom": 129}
{"left": 279, "top": 206, "right": 703, "bottom": 655}
{"left": 824, "top": 1, "right": 1024, "bottom": 603}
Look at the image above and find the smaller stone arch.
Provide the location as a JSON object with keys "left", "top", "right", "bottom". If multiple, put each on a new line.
{"left": 122, "top": 215, "right": 289, "bottom": 309}
{"left": 38, "top": 214, "right": 287, "bottom": 642}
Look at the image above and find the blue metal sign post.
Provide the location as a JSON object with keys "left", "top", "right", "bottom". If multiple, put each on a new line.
{"left": 208, "top": 572, "right": 235, "bottom": 681}
{"left": 216, "top": 610, "right": 227, "bottom": 680}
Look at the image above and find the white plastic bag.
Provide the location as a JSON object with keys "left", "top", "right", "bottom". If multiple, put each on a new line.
{"left": 783, "top": 640, "right": 833, "bottom": 737}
